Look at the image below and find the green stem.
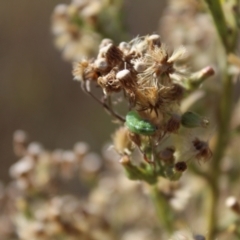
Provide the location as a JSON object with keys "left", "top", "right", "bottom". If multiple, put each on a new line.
{"left": 206, "top": 71, "right": 233, "bottom": 240}
{"left": 203, "top": 1, "right": 238, "bottom": 239}
{"left": 151, "top": 185, "right": 174, "bottom": 234}
{"left": 204, "top": 0, "right": 231, "bottom": 52}
{"left": 206, "top": 180, "right": 219, "bottom": 240}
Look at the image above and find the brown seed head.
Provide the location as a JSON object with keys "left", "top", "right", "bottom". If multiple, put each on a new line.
{"left": 159, "top": 146, "right": 175, "bottom": 164}
{"left": 147, "top": 46, "right": 173, "bottom": 76}
{"left": 157, "top": 84, "right": 184, "bottom": 105}
{"left": 134, "top": 86, "right": 160, "bottom": 112}
{"left": 166, "top": 83, "right": 185, "bottom": 101}
{"left": 112, "top": 127, "right": 133, "bottom": 155}
{"left": 116, "top": 69, "right": 137, "bottom": 91}
{"left": 103, "top": 44, "right": 123, "bottom": 66}
{"left": 73, "top": 60, "right": 98, "bottom": 82}
{"left": 192, "top": 138, "right": 212, "bottom": 162}
{"left": 175, "top": 161, "right": 187, "bottom": 172}
{"left": 98, "top": 71, "right": 122, "bottom": 93}
{"left": 165, "top": 114, "right": 181, "bottom": 133}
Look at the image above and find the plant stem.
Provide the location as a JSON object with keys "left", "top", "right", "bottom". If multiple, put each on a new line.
{"left": 203, "top": 1, "right": 237, "bottom": 239}
{"left": 206, "top": 71, "right": 233, "bottom": 240}
{"left": 204, "top": 0, "right": 230, "bottom": 51}
{"left": 151, "top": 185, "right": 174, "bottom": 234}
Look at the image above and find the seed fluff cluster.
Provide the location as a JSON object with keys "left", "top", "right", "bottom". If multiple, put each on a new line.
{"left": 73, "top": 34, "right": 214, "bottom": 183}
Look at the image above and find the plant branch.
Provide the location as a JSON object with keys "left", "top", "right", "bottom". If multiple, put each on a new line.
{"left": 204, "top": 0, "right": 231, "bottom": 52}
{"left": 206, "top": 71, "right": 233, "bottom": 240}
{"left": 83, "top": 82, "right": 125, "bottom": 123}
{"left": 151, "top": 185, "right": 174, "bottom": 234}
{"left": 203, "top": 1, "right": 238, "bottom": 239}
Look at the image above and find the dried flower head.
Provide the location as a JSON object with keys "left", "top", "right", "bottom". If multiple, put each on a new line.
{"left": 113, "top": 127, "right": 134, "bottom": 156}
{"left": 136, "top": 44, "right": 186, "bottom": 88}
{"left": 175, "top": 161, "right": 187, "bottom": 172}
{"left": 73, "top": 60, "right": 98, "bottom": 83}
{"left": 192, "top": 138, "right": 212, "bottom": 162}
{"left": 165, "top": 114, "right": 181, "bottom": 133}
{"left": 159, "top": 147, "right": 175, "bottom": 164}
{"left": 72, "top": 34, "right": 213, "bottom": 182}
{"left": 98, "top": 70, "right": 122, "bottom": 94}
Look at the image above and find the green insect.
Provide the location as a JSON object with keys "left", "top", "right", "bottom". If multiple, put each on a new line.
{"left": 125, "top": 111, "right": 157, "bottom": 136}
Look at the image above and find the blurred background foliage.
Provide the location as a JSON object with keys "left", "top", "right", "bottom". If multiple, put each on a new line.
{"left": 0, "top": 0, "right": 166, "bottom": 182}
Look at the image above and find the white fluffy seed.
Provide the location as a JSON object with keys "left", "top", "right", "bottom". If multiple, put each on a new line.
{"left": 116, "top": 69, "right": 130, "bottom": 80}
{"left": 148, "top": 34, "right": 161, "bottom": 45}
{"left": 94, "top": 58, "right": 108, "bottom": 71}
{"left": 133, "top": 62, "right": 147, "bottom": 72}
{"left": 119, "top": 42, "right": 130, "bottom": 51}
{"left": 98, "top": 43, "right": 113, "bottom": 57}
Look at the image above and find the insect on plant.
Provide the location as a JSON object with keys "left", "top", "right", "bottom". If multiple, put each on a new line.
{"left": 125, "top": 111, "right": 157, "bottom": 136}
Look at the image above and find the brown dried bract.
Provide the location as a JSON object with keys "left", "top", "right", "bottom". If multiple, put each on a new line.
{"left": 175, "top": 161, "right": 187, "bottom": 172}
{"left": 165, "top": 114, "right": 181, "bottom": 133}
{"left": 192, "top": 138, "right": 212, "bottom": 162}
